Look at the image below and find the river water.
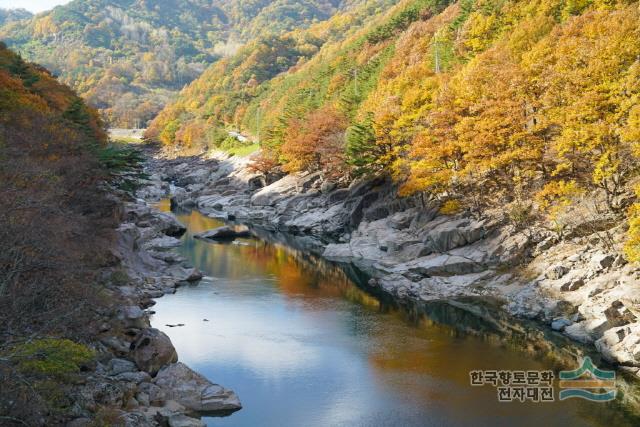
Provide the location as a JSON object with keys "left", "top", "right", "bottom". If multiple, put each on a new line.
{"left": 151, "top": 203, "right": 633, "bottom": 427}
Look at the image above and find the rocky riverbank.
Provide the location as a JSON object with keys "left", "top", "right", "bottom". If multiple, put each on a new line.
{"left": 68, "top": 185, "right": 241, "bottom": 426}
{"left": 139, "top": 149, "right": 640, "bottom": 380}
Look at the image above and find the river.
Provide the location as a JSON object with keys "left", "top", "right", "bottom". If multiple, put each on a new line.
{"left": 151, "top": 202, "right": 634, "bottom": 427}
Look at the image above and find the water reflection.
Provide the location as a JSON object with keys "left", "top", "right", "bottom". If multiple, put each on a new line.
{"left": 151, "top": 203, "right": 637, "bottom": 427}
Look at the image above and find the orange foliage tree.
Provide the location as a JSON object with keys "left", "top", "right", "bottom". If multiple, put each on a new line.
{"left": 281, "top": 106, "right": 349, "bottom": 178}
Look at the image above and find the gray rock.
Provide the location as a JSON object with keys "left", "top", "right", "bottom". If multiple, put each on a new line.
{"left": 595, "top": 324, "right": 640, "bottom": 365}
{"left": 563, "top": 322, "right": 595, "bottom": 344}
{"left": 147, "top": 400, "right": 194, "bottom": 425}
{"left": 155, "top": 212, "right": 187, "bottom": 237}
{"left": 535, "top": 237, "right": 556, "bottom": 254}
{"left": 592, "top": 253, "right": 616, "bottom": 270}
{"left": 421, "top": 218, "right": 487, "bottom": 254}
{"left": 177, "top": 167, "right": 211, "bottom": 187}
{"left": 251, "top": 173, "right": 310, "bottom": 206}
{"left": 604, "top": 300, "right": 637, "bottom": 327}
{"left": 119, "top": 305, "right": 147, "bottom": 329}
{"left": 406, "top": 254, "right": 486, "bottom": 276}
{"left": 130, "top": 328, "right": 178, "bottom": 376}
{"left": 168, "top": 414, "right": 206, "bottom": 427}
{"left": 81, "top": 381, "right": 125, "bottom": 408}
{"left": 125, "top": 203, "right": 186, "bottom": 237}
{"left": 149, "top": 250, "right": 186, "bottom": 264}
{"left": 320, "top": 181, "right": 336, "bottom": 193}
{"left": 551, "top": 317, "right": 572, "bottom": 331}
{"left": 137, "top": 391, "right": 150, "bottom": 407}
{"left": 138, "top": 382, "right": 166, "bottom": 405}
{"left": 545, "top": 265, "right": 569, "bottom": 280}
{"left": 115, "top": 371, "right": 152, "bottom": 384}
{"left": 144, "top": 236, "right": 182, "bottom": 251}
{"left": 108, "top": 358, "right": 137, "bottom": 375}
{"left": 613, "top": 254, "right": 628, "bottom": 268}
{"left": 327, "top": 189, "right": 349, "bottom": 203}
{"left": 121, "top": 411, "right": 156, "bottom": 427}
{"left": 560, "top": 278, "right": 585, "bottom": 292}
{"left": 323, "top": 243, "right": 352, "bottom": 260}
{"left": 100, "top": 336, "right": 130, "bottom": 355}
{"left": 388, "top": 210, "right": 416, "bottom": 230}
{"left": 184, "top": 268, "right": 203, "bottom": 282}
{"left": 153, "top": 362, "right": 241, "bottom": 414}
{"left": 194, "top": 226, "right": 250, "bottom": 240}
{"left": 566, "top": 253, "right": 582, "bottom": 263}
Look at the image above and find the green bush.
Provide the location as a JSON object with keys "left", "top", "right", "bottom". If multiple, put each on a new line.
{"left": 14, "top": 338, "right": 95, "bottom": 378}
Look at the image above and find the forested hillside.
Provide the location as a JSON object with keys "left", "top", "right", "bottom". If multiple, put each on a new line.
{"left": 0, "top": 42, "right": 122, "bottom": 422}
{"left": 146, "top": 0, "right": 399, "bottom": 150}
{"left": 149, "top": 0, "right": 640, "bottom": 260}
{"left": 0, "top": 0, "right": 360, "bottom": 127}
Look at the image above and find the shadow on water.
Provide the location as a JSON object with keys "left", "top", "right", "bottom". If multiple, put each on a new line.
{"left": 153, "top": 201, "right": 640, "bottom": 426}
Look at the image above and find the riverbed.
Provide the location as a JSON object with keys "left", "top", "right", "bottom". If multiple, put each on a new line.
{"left": 150, "top": 203, "right": 631, "bottom": 426}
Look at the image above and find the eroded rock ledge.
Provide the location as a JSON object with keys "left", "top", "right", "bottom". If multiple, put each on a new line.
{"left": 138, "top": 150, "right": 640, "bottom": 381}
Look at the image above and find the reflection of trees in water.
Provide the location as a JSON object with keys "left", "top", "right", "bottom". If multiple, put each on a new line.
{"left": 173, "top": 208, "right": 381, "bottom": 308}
{"left": 172, "top": 207, "right": 590, "bottom": 367}
{"left": 162, "top": 206, "right": 640, "bottom": 421}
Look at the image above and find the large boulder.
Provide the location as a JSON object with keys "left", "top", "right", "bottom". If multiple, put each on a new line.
{"left": 153, "top": 362, "right": 242, "bottom": 415}
{"left": 153, "top": 212, "right": 187, "bottom": 237}
{"left": 125, "top": 203, "right": 186, "bottom": 237}
{"left": 130, "top": 328, "right": 178, "bottom": 376}
{"left": 194, "top": 225, "right": 250, "bottom": 240}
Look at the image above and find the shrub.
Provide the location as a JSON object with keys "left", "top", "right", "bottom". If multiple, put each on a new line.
{"left": 439, "top": 199, "right": 463, "bottom": 215}
{"left": 13, "top": 338, "right": 94, "bottom": 378}
{"left": 507, "top": 201, "right": 536, "bottom": 230}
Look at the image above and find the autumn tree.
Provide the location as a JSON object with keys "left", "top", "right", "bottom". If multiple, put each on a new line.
{"left": 281, "top": 106, "right": 348, "bottom": 178}
{"left": 523, "top": 5, "right": 640, "bottom": 211}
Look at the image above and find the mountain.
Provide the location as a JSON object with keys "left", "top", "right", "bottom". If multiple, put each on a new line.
{"left": 0, "top": 8, "right": 32, "bottom": 25}
{"left": 146, "top": 0, "right": 401, "bottom": 149}
{"left": 148, "top": 0, "right": 640, "bottom": 259}
{"left": 0, "top": 0, "right": 361, "bottom": 127}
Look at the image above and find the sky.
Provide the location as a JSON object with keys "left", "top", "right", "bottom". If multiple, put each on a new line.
{"left": 0, "top": 0, "right": 71, "bottom": 13}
